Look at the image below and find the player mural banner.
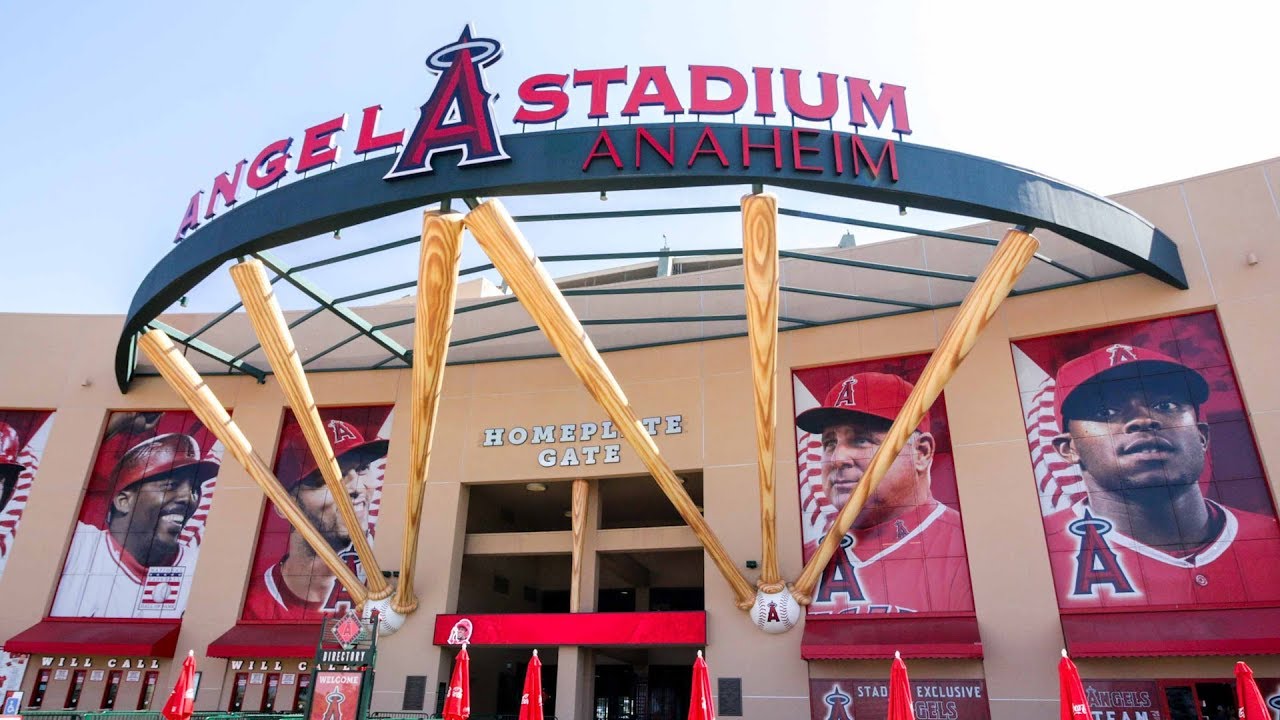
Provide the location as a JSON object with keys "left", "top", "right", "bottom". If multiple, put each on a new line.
{"left": 242, "top": 405, "right": 393, "bottom": 622}
{"left": 0, "top": 409, "right": 55, "bottom": 582}
{"left": 1011, "top": 310, "right": 1280, "bottom": 611}
{"left": 793, "top": 355, "right": 975, "bottom": 615}
{"left": 808, "top": 679, "right": 989, "bottom": 720}
{"left": 50, "top": 411, "right": 223, "bottom": 618}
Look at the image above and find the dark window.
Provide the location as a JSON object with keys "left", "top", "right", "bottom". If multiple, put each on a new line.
{"left": 261, "top": 673, "right": 280, "bottom": 712}
{"left": 28, "top": 669, "right": 51, "bottom": 708}
{"left": 101, "top": 670, "right": 123, "bottom": 709}
{"left": 64, "top": 669, "right": 87, "bottom": 709}
{"left": 228, "top": 673, "right": 248, "bottom": 712}
{"left": 138, "top": 671, "right": 159, "bottom": 710}
{"left": 292, "top": 674, "right": 312, "bottom": 713}
{"left": 598, "top": 588, "right": 636, "bottom": 612}
{"left": 650, "top": 587, "right": 704, "bottom": 611}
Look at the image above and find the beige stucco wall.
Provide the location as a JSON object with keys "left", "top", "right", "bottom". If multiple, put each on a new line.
{"left": 0, "top": 157, "right": 1278, "bottom": 719}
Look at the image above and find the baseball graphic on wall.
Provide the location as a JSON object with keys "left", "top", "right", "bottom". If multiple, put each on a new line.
{"left": 753, "top": 585, "right": 800, "bottom": 633}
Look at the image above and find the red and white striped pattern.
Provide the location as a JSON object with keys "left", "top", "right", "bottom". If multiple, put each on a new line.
{"left": 178, "top": 442, "right": 225, "bottom": 548}
{"left": 797, "top": 429, "right": 836, "bottom": 547}
{"left": 1021, "top": 377, "right": 1087, "bottom": 514}
{"left": 0, "top": 445, "right": 41, "bottom": 560}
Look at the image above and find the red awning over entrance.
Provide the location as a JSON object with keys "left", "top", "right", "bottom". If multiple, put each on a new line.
{"left": 433, "top": 611, "right": 706, "bottom": 647}
{"left": 5, "top": 619, "right": 181, "bottom": 657}
{"left": 1062, "top": 607, "right": 1280, "bottom": 657}
{"left": 207, "top": 625, "right": 319, "bottom": 659}
{"left": 801, "top": 615, "right": 983, "bottom": 660}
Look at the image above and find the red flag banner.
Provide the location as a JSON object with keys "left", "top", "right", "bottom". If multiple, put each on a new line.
{"left": 688, "top": 651, "right": 715, "bottom": 720}
{"left": 888, "top": 653, "right": 915, "bottom": 720}
{"left": 1237, "top": 662, "right": 1270, "bottom": 720}
{"left": 161, "top": 651, "right": 197, "bottom": 720}
{"left": 443, "top": 646, "right": 471, "bottom": 720}
{"left": 1059, "top": 652, "right": 1091, "bottom": 720}
{"left": 518, "top": 650, "right": 544, "bottom": 720}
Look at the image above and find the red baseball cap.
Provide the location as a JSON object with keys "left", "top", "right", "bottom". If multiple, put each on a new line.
{"left": 108, "top": 433, "right": 221, "bottom": 496}
{"left": 796, "top": 372, "right": 928, "bottom": 434}
{"left": 0, "top": 422, "right": 23, "bottom": 477}
{"left": 1054, "top": 344, "right": 1210, "bottom": 427}
{"left": 277, "top": 419, "right": 388, "bottom": 489}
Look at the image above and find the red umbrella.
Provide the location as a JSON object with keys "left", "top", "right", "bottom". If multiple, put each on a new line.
{"left": 888, "top": 651, "right": 915, "bottom": 720}
{"left": 443, "top": 645, "right": 471, "bottom": 720}
{"left": 1235, "top": 662, "right": 1269, "bottom": 720}
{"left": 518, "top": 649, "right": 544, "bottom": 720}
{"left": 161, "top": 650, "right": 197, "bottom": 720}
{"left": 688, "top": 650, "right": 716, "bottom": 720}
{"left": 1059, "top": 650, "right": 1091, "bottom": 720}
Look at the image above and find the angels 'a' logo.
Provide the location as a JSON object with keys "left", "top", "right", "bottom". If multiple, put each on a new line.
{"left": 328, "top": 420, "right": 358, "bottom": 445}
{"left": 834, "top": 377, "right": 858, "bottom": 408}
{"left": 1068, "top": 510, "right": 1136, "bottom": 597}
{"left": 1105, "top": 344, "right": 1138, "bottom": 366}
{"left": 823, "top": 685, "right": 855, "bottom": 720}
{"left": 321, "top": 689, "right": 346, "bottom": 720}
{"left": 385, "top": 25, "right": 510, "bottom": 180}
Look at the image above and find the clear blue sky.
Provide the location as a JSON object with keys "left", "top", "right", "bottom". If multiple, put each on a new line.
{"left": 2, "top": 1, "right": 1276, "bottom": 315}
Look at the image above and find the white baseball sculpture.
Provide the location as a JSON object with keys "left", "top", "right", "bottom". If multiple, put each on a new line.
{"left": 363, "top": 595, "right": 407, "bottom": 636}
{"left": 752, "top": 585, "right": 800, "bottom": 634}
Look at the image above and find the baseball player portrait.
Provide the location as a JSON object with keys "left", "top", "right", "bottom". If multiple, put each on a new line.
{"left": 1014, "top": 312, "right": 1280, "bottom": 609}
{"left": 242, "top": 407, "right": 392, "bottom": 622}
{"left": 50, "top": 411, "right": 222, "bottom": 618}
{"left": 0, "top": 410, "right": 55, "bottom": 583}
{"left": 794, "top": 360, "right": 975, "bottom": 615}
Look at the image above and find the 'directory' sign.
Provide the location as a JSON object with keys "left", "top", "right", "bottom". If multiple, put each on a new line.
{"left": 482, "top": 415, "right": 683, "bottom": 468}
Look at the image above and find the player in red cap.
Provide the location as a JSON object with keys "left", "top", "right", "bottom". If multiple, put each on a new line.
{"left": 51, "top": 432, "right": 220, "bottom": 617}
{"left": 0, "top": 422, "right": 25, "bottom": 513}
{"left": 243, "top": 418, "right": 388, "bottom": 620}
{"left": 1046, "top": 343, "right": 1280, "bottom": 606}
{"left": 796, "top": 372, "right": 973, "bottom": 614}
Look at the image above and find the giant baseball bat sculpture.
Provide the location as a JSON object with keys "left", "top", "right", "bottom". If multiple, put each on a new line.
{"left": 137, "top": 329, "right": 368, "bottom": 606}
{"left": 464, "top": 199, "right": 758, "bottom": 609}
{"left": 791, "top": 227, "right": 1040, "bottom": 604}
{"left": 741, "top": 193, "right": 783, "bottom": 592}
{"left": 392, "top": 212, "right": 465, "bottom": 615}
{"left": 230, "top": 259, "right": 392, "bottom": 600}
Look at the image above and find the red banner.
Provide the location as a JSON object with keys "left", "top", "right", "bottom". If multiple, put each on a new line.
{"left": 792, "top": 354, "right": 975, "bottom": 616}
{"left": 808, "top": 679, "right": 989, "bottom": 720}
{"left": 241, "top": 406, "right": 393, "bottom": 623}
{"left": 307, "top": 672, "right": 363, "bottom": 720}
{"left": 0, "top": 409, "right": 54, "bottom": 584}
{"left": 49, "top": 410, "right": 222, "bottom": 619}
{"left": 1011, "top": 311, "right": 1280, "bottom": 613}
{"left": 433, "top": 611, "right": 706, "bottom": 646}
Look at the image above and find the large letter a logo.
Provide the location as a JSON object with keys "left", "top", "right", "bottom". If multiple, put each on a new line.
{"left": 386, "top": 25, "right": 510, "bottom": 180}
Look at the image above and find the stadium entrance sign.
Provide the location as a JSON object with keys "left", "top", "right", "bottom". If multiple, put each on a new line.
{"left": 173, "top": 25, "right": 911, "bottom": 242}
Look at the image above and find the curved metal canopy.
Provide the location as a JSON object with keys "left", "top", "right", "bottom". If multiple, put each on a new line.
{"left": 117, "top": 123, "right": 1186, "bottom": 391}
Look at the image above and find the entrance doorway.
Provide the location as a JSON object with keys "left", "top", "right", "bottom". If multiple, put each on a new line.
{"left": 594, "top": 649, "right": 696, "bottom": 720}
{"left": 1160, "top": 681, "right": 1237, "bottom": 720}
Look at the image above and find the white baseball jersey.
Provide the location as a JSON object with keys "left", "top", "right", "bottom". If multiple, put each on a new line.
{"left": 50, "top": 522, "right": 195, "bottom": 619}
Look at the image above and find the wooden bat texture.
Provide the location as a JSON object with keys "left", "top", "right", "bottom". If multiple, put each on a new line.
{"left": 463, "top": 199, "right": 757, "bottom": 609}
{"left": 394, "top": 212, "right": 465, "bottom": 615}
{"left": 229, "top": 259, "right": 391, "bottom": 600}
{"left": 741, "top": 193, "right": 783, "bottom": 592}
{"left": 137, "top": 329, "right": 369, "bottom": 606}
{"left": 570, "top": 478, "right": 589, "bottom": 613}
{"left": 791, "top": 228, "right": 1040, "bottom": 604}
